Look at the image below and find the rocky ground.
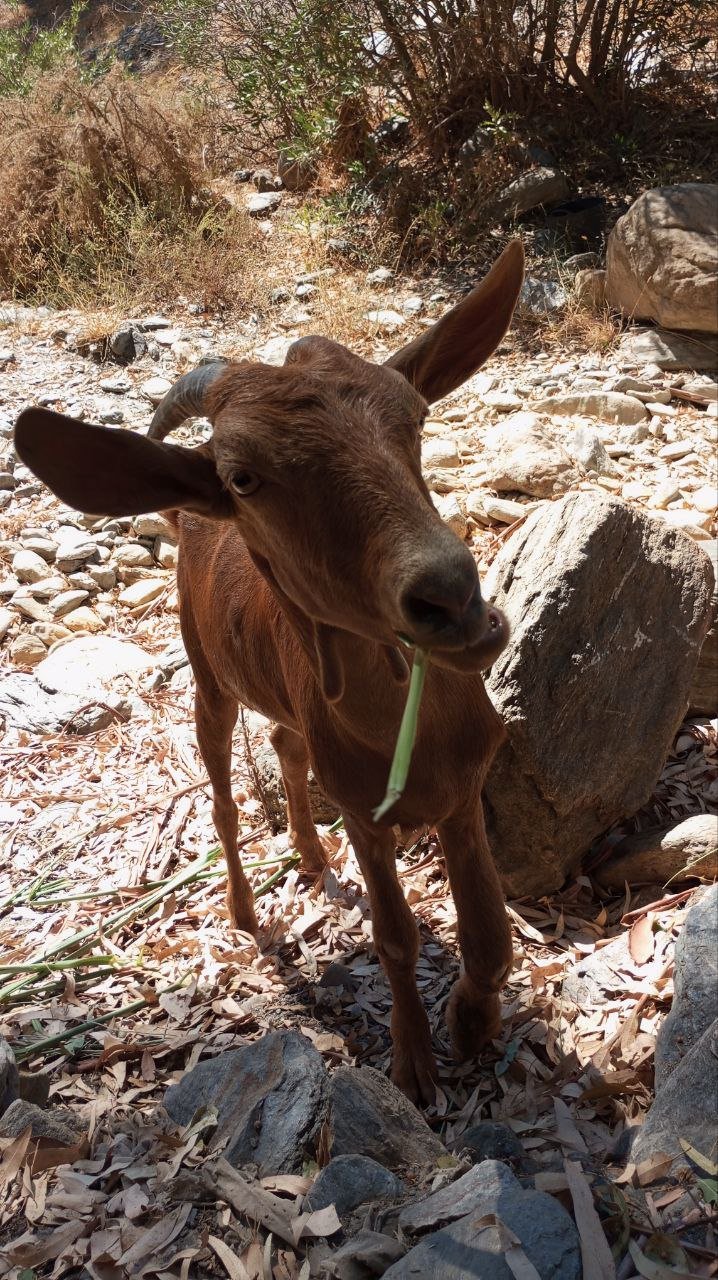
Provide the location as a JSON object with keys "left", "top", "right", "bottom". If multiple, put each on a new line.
{"left": 0, "top": 282, "right": 717, "bottom": 1276}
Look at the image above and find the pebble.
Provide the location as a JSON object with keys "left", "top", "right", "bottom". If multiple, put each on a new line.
{"left": 367, "top": 267, "right": 393, "bottom": 286}
{"left": 422, "top": 438, "right": 460, "bottom": 468}
{"left": 133, "top": 513, "right": 174, "bottom": 538}
{"left": 659, "top": 440, "right": 694, "bottom": 460}
{"left": 100, "top": 375, "right": 132, "bottom": 395}
{"left": 401, "top": 295, "right": 424, "bottom": 316}
{"left": 97, "top": 404, "right": 125, "bottom": 425}
{"left": 646, "top": 401, "right": 677, "bottom": 416}
{"left": 141, "top": 377, "right": 172, "bottom": 405}
{"left": 30, "top": 622, "right": 72, "bottom": 646}
{"left": 49, "top": 590, "right": 90, "bottom": 618}
{"left": 468, "top": 493, "right": 526, "bottom": 525}
{"left": 8, "top": 594, "right": 49, "bottom": 622}
{"left": 87, "top": 565, "right": 117, "bottom": 590}
{"left": 434, "top": 492, "right": 467, "bottom": 538}
{"left": 118, "top": 578, "right": 167, "bottom": 609}
{"left": 693, "top": 485, "right": 717, "bottom": 514}
{"left": 0, "top": 472, "right": 16, "bottom": 491}
{"left": 12, "top": 550, "right": 51, "bottom": 584}
{"left": 20, "top": 536, "right": 57, "bottom": 562}
{"left": 63, "top": 606, "right": 105, "bottom": 633}
{"left": 154, "top": 537, "right": 178, "bottom": 569}
{"left": 483, "top": 389, "right": 522, "bottom": 412}
{"left": 365, "top": 309, "right": 406, "bottom": 331}
{"left": 0, "top": 606, "right": 14, "bottom": 642}
{"left": 10, "top": 633, "right": 47, "bottom": 665}
{"left": 26, "top": 575, "right": 67, "bottom": 599}
{"left": 112, "top": 543, "right": 154, "bottom": 568}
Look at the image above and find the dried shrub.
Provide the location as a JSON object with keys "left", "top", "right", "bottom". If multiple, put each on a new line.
{"left": 0, "top": 64, "right": 265, "bottom": 309}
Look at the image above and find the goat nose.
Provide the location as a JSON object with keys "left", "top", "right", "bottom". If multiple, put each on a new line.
{"left": 400, "top": 560, "right": 485, "bottom": 644}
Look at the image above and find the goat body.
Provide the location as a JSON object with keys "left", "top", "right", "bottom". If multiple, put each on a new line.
{"left": 15, "top": 241, "right": 525, "bottom": 1103}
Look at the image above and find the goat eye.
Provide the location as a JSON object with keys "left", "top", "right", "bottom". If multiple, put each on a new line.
{"left": 229, "top": 470, "right": 261, "bottom": 496}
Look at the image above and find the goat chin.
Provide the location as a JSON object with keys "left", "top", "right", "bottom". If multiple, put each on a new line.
{"left": 427, "top": 610, "right": 510, "bottom": 674}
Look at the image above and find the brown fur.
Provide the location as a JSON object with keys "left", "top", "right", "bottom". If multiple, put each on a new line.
{"left": 14, "top": 241, "right": 525, "bottom": 1104}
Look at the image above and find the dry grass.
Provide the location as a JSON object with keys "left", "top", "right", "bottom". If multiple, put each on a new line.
{"left": 0, "top": 64, "right": 268, "bottom": 312}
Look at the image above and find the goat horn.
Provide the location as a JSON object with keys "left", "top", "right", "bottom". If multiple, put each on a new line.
{"left": 147, "top": 358, "right": 228, "bottom": 440}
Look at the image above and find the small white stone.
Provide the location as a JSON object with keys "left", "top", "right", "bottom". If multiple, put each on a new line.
{"left": 154, "top": 537, "right": 178, "bottom": 569}
{"left": 13, "top": 549, "right": 51, "bottom": 584}
{"left": 434, "top": 492, "right": 467, "bottom": 538}
{"left": 645, "top": 401, "right": 677, "bottom": 416}
{"left": 658, "top": 440, "right": 694, "bottom": 460}
{"left": 62, "top": 606, "right": 106, "bottom": 633}
{"left": 112, "top": 543, "right": 154, "bottom": 568}
{"left": 49, "top": 589, "right": 90, "bottom": 618}
{"left": 365, "top": 309, "right": 406, "bottom": 332}
{"left": 693, "top": 484, "right": 717, "bottom": 514}
{"left": 141, "top": 377, "right": 172, "bottom": 405}
{"left": 10, "top": 632, "right": 47, "bottom": 665}
{"left": 0, "top": 605, "right": 15, "bottom": 642}
{"left": 118, "top": 578, "right": 167, "bottom": 609}
{"left": 422, "top": 438, "right": 460, "bottom": 468}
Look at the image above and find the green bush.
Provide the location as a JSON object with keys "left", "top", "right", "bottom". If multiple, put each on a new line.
{"left": 0, "top": 1, "right": 85, "bottom": 97}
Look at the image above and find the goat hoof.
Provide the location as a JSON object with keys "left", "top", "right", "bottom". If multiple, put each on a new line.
{"left": 446, "top": 983, "right": 502, "bottom": 1061}
{"left": 226, "top": 894, "right": 259, "bottom": 937}
{"left": 298, "top": 841, "right": 330, "bottom": 878}
{"left": 391, "top": 1048, "right": 437, "bottom": 1108}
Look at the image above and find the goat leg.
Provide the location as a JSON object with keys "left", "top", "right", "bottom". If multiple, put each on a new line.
{"left": 437, "top": 809, "right": 512, "bottom": 1061}
{"left": 195, "top": 687, "right": 258, "bottom": 935}
{"left": 269, "top": 725, "right": 329, "bottom": 876}
{"left": 343, "top": 814, "right": 437, "bottom": 1106}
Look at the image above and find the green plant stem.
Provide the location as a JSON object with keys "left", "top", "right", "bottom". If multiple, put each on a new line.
{"left": 13, "top": 977, "right": 189, "bottom": 1062}
{"left": 0, "top": 955, "right": 115, "bottom": 976}
{"left": 373, "top": 648, "right": 428, "bottom": 822}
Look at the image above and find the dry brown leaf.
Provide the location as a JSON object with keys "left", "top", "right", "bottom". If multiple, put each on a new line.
{"left": 635, "top": 1152, "right": 676, "bottom": 1187}
{"left": 553, "top": 1098, "right": 589, "bottom": 1153}
{"left": 290, "top": 1205, "right": 342, "bottom": 1243}
{"left": 629, "top": 914, "right": 656, "bottom": 965}
{"left": 208, "top": 1234, "right": 252, "bottom": 1280}
{"left": 0, "top": 1125, "right": 33, "bottom": 1191}
{"left": 472, "top": 1214, "right": 542, "bottom": 1280}
{"left": 564, "top": 1158, "right": 616, "bottom": 1280}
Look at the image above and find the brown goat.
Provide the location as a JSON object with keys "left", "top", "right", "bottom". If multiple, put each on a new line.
{"left": 15, "top": 241, "right": 524, "bottom": 1103}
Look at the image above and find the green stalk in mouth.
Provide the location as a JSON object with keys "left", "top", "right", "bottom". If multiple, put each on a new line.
{"left": 373, "top": 647, "right": 429, "bottom": 822}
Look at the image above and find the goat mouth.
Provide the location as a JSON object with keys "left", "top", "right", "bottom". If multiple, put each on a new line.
{"left": 399, "top": 606, "right": 509, "bottom": 673}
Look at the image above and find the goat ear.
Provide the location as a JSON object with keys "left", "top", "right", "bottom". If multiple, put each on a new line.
{"left": 385, "top": 239, "right": 524, "bottom": 403}
{"left": 14, "top": 408, "right": 232, "bottom": 519}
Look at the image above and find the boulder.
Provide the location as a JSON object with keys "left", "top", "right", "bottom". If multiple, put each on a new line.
{"left": 0, "top": 672, "right": 129, "bottom": 735}
{"left": 594, "top": 814, "right": 718, "bottom": 890}
{"left": 164, "top": 1031, "right": 327, "bottom": 1175}
{"left": 305, "top": 1155, "right": 405, "bottom": 1217}
{"left": 632, "top": 1018, "right": 718, "bottom": 1167}
{"left": 654, "top": 885, "right": 718, "bottom": 1087}
{"left": 606, "top": 184, "right": 718, "bottom": 333}
{"left": 384, "top": 1166, "right": 580, "bottom": 1280}
{"left": 398, "top": 1160, "right": 517, "bottom": 1234}
{"left": 453, "top": 1122, "right": 535, "bottom": 1175}
{"left": 688, "top": 541, "right": 717, "bottom": 715}
{"left": 483, "top": 492, "right": 715, "bottom": 894}
{"left": 616, "top": 327, "right": 718, "bottom": 373}
{"left": 0, "top": 1036, "right": 19, "bottom": 1115}
{"left": 573, "top": 269, "right": 606, "bottom": 310}
{"left": 328, "top": 1066, "right": 447, "bottom": 1173}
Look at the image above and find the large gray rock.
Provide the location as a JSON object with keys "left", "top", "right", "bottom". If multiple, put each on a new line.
{"left": 164, "top": 1031, "right": 328, "bottom": 1175}
{"left": 616, "top": 326, "right": 718, "bottom": 372}
{"left": 483, "top": 492, "right": 715, "bottom": 894}
{"left": 328, "top": 1067, "right": 447, "bottom": 1172}
{"left": 606, "top": 185, "right": 718, "bottom": 333}
{"left": 655, "top": 886, "right": 718, "bottom": 1088}
{"left": 632, "top": 1018, "right": 718, "bottom": 1167}
{"left": 454, "top": 1122, "right": 536, "bottom": 1175}
{"left": 305, "top": 1155, "right": 405, "bottom": 1217}
{"left": 594, "top": 814, "right": 718, "bottom": 890}
{"left": 384, "top": 1169, "right": 580, "bottom": 1280}
{"left": 689, "top": 541, "right": 717, "bottom": 715}
{"left": 494, "top": 167, "right": 569, "bottom": 220}
{"left": 398, "top": 1160, "right": 516, "bottom": 1233}
{"left": 0, "top": 1036, "right": 19, "bottom": 1115}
